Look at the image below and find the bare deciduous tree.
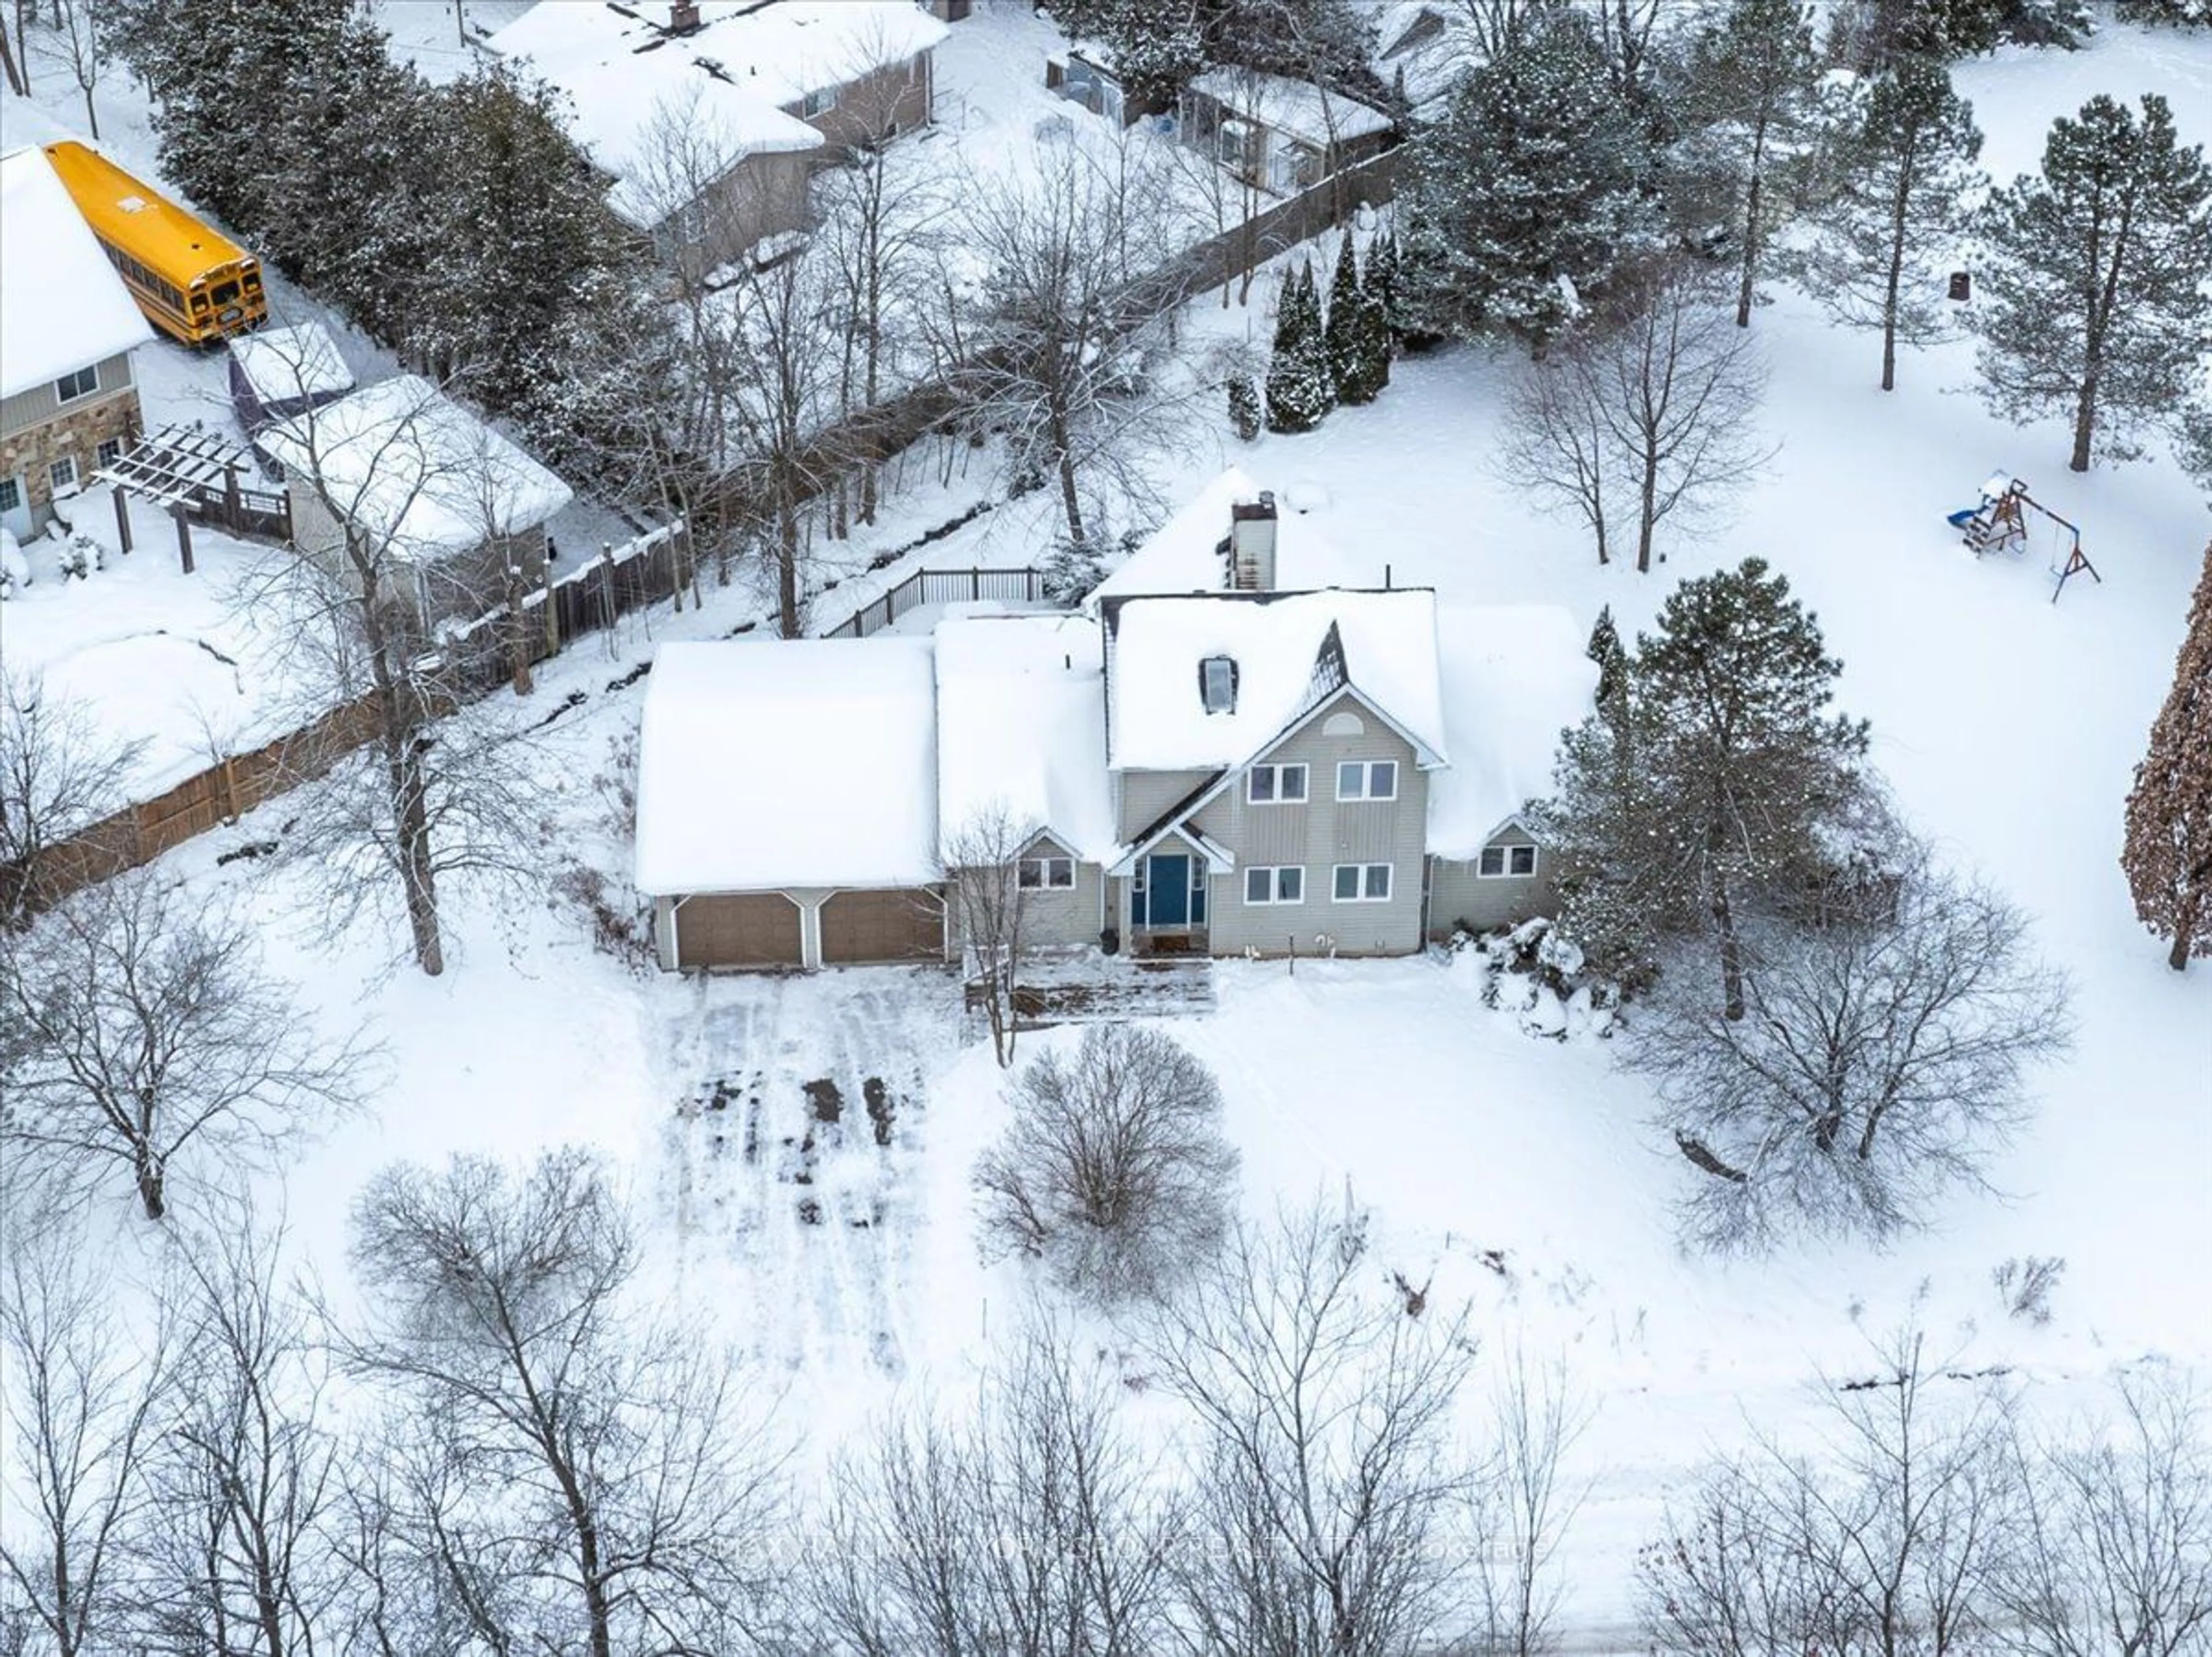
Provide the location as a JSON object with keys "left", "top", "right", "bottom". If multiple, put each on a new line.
{"left": 1500, "top": 257, "right": 1772, "bottom": 573}
{"left": 0, "top": 1238, "right": 166, "bottom": 1657}
{"left": 1641, "top": 1325, "right": 2017, "bottom": 1656}
{"left": 0, "top": 874, "right": 365, "bottom": 1221}
{"left": 1146, "top": 1201, "right": 1479, "bottom": 1655}
{"left": 976, "top": 1023, "right": 1238, "bottom": 1302}
{"left": 944, "top": 805, "right": 1037, "bottom": 1068}
{"left": 1995, "top": 1372, "right": 2212, "bottom": 1657}
{"left": 1635, "top": 847, "right": 2073, "bottom": 1250}
{"left": 0, "top": 672, "right": 143, "bottom": 924}
{"left": 344, "top": 1150, "right": 783, "bottom": 1657}
{"left": 813, "top": 1324, "right": 1181, "bottom": 1653}
{"left": 1469, "top": 1350, "right": 1592, "bottom": 1656}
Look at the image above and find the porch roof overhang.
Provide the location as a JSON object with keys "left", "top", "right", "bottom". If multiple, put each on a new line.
{"left": 1108, "top": 821, "right": 1236, "bottom": 878}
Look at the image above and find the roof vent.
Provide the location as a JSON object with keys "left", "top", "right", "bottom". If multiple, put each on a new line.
{"left": 1200, "top": 654, "right": 1238, "bottom": 714}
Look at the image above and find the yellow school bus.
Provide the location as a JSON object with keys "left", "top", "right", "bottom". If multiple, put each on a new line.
{"left": 41, "top": 140, "right": 267, "bottom": 347}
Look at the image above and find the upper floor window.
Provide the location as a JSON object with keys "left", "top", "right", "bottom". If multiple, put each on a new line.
{"left": 800, "top": 85, "right": 838, "bottom": 119}
{"left": 1248, "top": 762, "right": 1308, "bottom": 803}
{"left": 1200, "top": 654, "right": 1238, "bottom": 714}
{"left": 1018, "top": 855, "right": 1075, "bottom": 890}
{"left": 1336, "top": 760, "right": 1397, "bottom": 801}
{"left": 1243, "top": 865, "right": 1304, "bottom": 905}
{"left": 1479, "top": 844, "right": 1539, "bottom": 878}
{"left": 55, "top": 365, "right": 99, "bottom": 403}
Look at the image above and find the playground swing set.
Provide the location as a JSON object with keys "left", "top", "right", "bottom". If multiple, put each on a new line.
{"left": 1946, "top": 472, "right": 2103, "bottom": 602}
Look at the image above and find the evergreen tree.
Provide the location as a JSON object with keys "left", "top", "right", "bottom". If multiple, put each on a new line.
{"left": 1977, "top": 94, "right": 2212, "bottom": 472}
{"left": 1677, "top": 0, "right": 1821, "bottom": 329}
{"left": 2179, "top": 396, "right": 2212, "bottom": 503}
{"left": 2116, "top": 0, "right": 2212, "bottom": 23}
{"left": 1397, "top": 8, "right": 1652, "bottom": 350}
{"left": 1228, "top": 373, "right": 1263, "bottom": 440}
{"left": 1264, "top": 262, "right": 1332, "bottom": 433}
{"left": 1541, "top": 560, "right": 1869, "bottom": 1014}
{"left": 1802, "top": 57, "right": 1984, "bottom": 389}
{"left": 1323, "top": 230, "right": 1369, "bottom": 403}
{"left": 2123, "top": 544, "right": 2212, "bottom": 970}
{"left": 1368, "top": 227, "right": 1400, "bottom": 333}
{"left": 1340, "top": 259, "right": 1393, "bottom": 404}
{"left": 1588, "top": 605, "right": 1630, "bottom": 712}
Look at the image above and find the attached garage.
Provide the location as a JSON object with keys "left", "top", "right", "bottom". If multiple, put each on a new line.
{"left": 820, "top": 888, "right": 943, "bottom": 964}
{"left": 673, "top": 893, "right": 803, "bottom": 970}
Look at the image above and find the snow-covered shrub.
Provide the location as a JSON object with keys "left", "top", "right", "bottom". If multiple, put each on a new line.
{"left": 1227, "top": 373, "right": 1263, "bottom": 441}
{"left": 1993, "top": 1255, "right": 2066, "bottom": 1324}
{"left": 975, "top": 1023, "right": 1238, "bottom": 1302}
{"left": 55, "top": 534, "right": 104, "bottom": 582}
{"left": 1456, "top": 916, "right": 1620, "bottom": 1038}
{"left": 0, "top": 528, "right": 28, "bottom": 599}
{"left": 552, "top": 863, "right": 655, "bottom": 972}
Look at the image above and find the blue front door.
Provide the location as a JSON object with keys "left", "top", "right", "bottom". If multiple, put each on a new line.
{"left": 1143, "top": 853, "right": 1190, "bottom": 927}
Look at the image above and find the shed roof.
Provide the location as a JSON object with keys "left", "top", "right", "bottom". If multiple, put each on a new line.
{"left": 258, "top": 375, "right": 572, "bottom": 563}
{"left": 634, "top": 637, "right": 940, "bottom": 895}
{"left": 0, "top": 145, "right": 154, "bottom": 401}
{"left": 1188, "top": 68, "right": 1395, "bottom": 146}
{"left": 228, "top": 322, "right": 355, "bottom": 409}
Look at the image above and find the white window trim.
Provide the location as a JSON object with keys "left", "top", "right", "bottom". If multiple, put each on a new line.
{"left": 1018, "top": 855, "right": 1075, "bottom": 890}
{"left": 1332, "top": 862, "right": 1393, "bottom": 903}
{"left": 1478, "top": 844, "right": 1540, "bottom": 878}
{"left": 1243, "top": 864, "right": 1305, "bottom": 905}
{"left": 1335, "top": 759, "right": 1399, "bottom": 802}
{"left": 48, "top": 456, "right": 78, "bottom": 494}
{"left": 0, "top": 476, "right": 22, "bottom": 511}
{"left": 800, "top": 84, "right": 838, "bottom": 119}
{"left": 96, "top": 436, "right": 124, "bottom": 465}
{"left": 1247, "top": 761, "right": 1309, "bottom": 804}
{"left": 54, "top": 363, "right": 99, "bottom": 403}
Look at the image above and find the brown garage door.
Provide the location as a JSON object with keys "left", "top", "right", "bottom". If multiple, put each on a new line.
{"left": 820, "top": 888, "right": 942, "bottom": 964}
{"left": 675, "top": 893, "right": 802, "bottom": 969}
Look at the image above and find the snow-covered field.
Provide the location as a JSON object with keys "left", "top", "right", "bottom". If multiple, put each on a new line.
{"left": 4, "top": 3, "right": 2210, "bottom": 1643}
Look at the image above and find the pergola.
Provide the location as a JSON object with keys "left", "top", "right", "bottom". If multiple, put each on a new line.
{"left": 93, "top": 423, "right": 289, "bottom": 572}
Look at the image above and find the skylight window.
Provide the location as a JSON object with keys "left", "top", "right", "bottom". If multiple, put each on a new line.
{"left": 1200, "top": 654, "right": 1237, "bottom": 714}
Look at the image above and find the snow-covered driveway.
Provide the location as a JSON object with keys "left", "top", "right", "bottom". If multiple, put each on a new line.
{"left": 657, "top": 966, "right": 966, "bottom": 1382}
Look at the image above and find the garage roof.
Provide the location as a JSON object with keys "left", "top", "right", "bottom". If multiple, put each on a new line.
{"left": 634, "top": 637, "right": 939, "bottom": 895}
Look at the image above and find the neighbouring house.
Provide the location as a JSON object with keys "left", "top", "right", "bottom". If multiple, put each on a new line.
{"left": 1043, "top": 43, "right": 1172, "bottom": 128}
{"left": 1179, "top": 68, "right": 1395, "bottom": 196}
{"left": 0, "top": 145, "right": 154, "bottom": 541}
{"left": 487, "top": 1, "right": 946, "bottom": 280}
{"left": 634, "top": 470, "right": 1596, "bottom": 971}
{"left": 258, "top": 374, "right": 573, "bottom": 625}
{"left": 227, "top": 321, "right": 355, "bottom": 437}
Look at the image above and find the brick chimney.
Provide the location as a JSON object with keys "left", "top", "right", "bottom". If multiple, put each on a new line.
{"left": 669, "top": 1, "right": 702, "bottom": 33}
{"left": 1229, "top": 491, "right": 1278, "bottom": 590}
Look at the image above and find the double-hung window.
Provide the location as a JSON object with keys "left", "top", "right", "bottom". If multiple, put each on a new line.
{"left": 1018, "top": 855, "right": 1075, "bottom": 890}
{"left": 1336, "top": 760, "right": 1397, "bottom": 801}
{"left": 1243, "top": 865, "right": 1304, "bottom": 905}
{"left": 1247, "top": 762, "right": 1308, "bottom": 803}
{"left": 1332, "top": 863, "right": 1393, "bottom": 902}
{"left": 1478, "top": 844, "right": 1539, "bottom": 878}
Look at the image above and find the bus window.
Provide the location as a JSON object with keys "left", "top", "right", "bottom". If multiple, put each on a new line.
{"left": 212, "top": 280, "right": 239, "bottom": 305}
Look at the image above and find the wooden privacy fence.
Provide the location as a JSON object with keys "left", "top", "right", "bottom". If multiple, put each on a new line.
{"left": 821, "top": 566, "right": 1050, "bottom": 639}
{"left": 444, "top": 521, "right": 690, "bottom": 691}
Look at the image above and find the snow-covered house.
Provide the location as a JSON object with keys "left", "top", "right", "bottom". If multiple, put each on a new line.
{"left": 258, "top": 375, "right": 573, "bottom": 626}
{"left": 487, "top": 1, "right": 946, "bottom": 279}
{"left": 0, "top": 145, "right": 156, "bottom": 541}
{"left": 634, "top": 472, "right": 1594, "bottom": 971}
{"left": 227, "top": 321, "right": 355, "bottom": 435}
{"left": 1179, "top": 69, "right": 1395, "bottom": 196}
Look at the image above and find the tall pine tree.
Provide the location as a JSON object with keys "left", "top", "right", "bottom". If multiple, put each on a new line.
{"left": 1265, "top": 261, "right": 1333, "bottom": 433}
{"left": 2123, "top": 543, "right": 2212, "bottom": 970}
{"left": 1802, "top": 58, "right": 1984, "bottom": 389}
{"left": 1398, "top": 8, "right": 1651, "bottom": 349}
{"left": 1323, "top": 230, "right": 1368, "bottom": 403}
{"left": 1977, "top": 94, "right": 2212, "bottom": 472}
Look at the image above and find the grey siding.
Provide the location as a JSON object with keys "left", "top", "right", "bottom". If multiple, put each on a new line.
{"left": 1, "top": 351, "right": 137, "bottom": 437}
{"left": 1116, "top": 768, "right": 1215, "bottom": 842}
{"left": 943, "top": 859, "right": 1107, "bottom": 957}
{"left": 1425, "top": 826, "right": 1557, "bottom": 938}
{"left": 1195, "top": 691, "right": 1427, "bottom": 957}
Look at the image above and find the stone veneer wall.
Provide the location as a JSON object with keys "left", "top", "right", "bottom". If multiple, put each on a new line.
{"left": 0, "top": 388, "right": 142, "bottom": 526}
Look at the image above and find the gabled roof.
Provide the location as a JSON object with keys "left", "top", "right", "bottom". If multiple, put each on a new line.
{"left": 1187, "top": 67, "right": 1396, "bottom": 146}
{"left": 1427, "top": 605, "right": 1597, "bottom": 860}
{"left": 1086, "top": 467, "right": 1363, "bottom": 606}
{"left": 259, "top": 375, "right": 572, "bottom": 563}
{"left": 1102, "top": 588, "right": 1446, "bottom": 772}
{"left": 0, "top": 146, "right": 154, "bottom": 401}
{"left": 635, "top": 637, "right": 939, "bottom": 895}
{"left": 934, "top": 613, "right": 1116, "bottom": 865}
{"left": 487, "top": 1, "right": 945, "bottom": 227}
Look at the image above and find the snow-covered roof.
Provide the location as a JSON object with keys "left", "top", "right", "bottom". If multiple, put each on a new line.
{"left": 1103, "top": 589, "right": 1445, "bottom": 772}
{"left": 488, "top": 1, "right": 945, "bottom": 227}
{"left": 228, "top": 322, "right": 354, "bottom": 408}
{"left": 1188, "top": 67, "right": 1395, "bottom": 146}
{"left": 1370, "top": 2, "right": 1482, "bottom": 113}
{"left": 934, "top": 613, "right": 1115, "bottom": 865}
{"left": 1087, "top": 468, "right": 1362, "bottom": 606}
{"left": 1426, "top": 605, "right": 1596, "bottom": 860}
{"left": 634, "top": 637, "right": 940, "bottom": 894}
{"left": 0, "top": 146, "right": 153, "bottom": 402}
{"left": 259, "top": 376, "right": 573, "bottom": 563}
